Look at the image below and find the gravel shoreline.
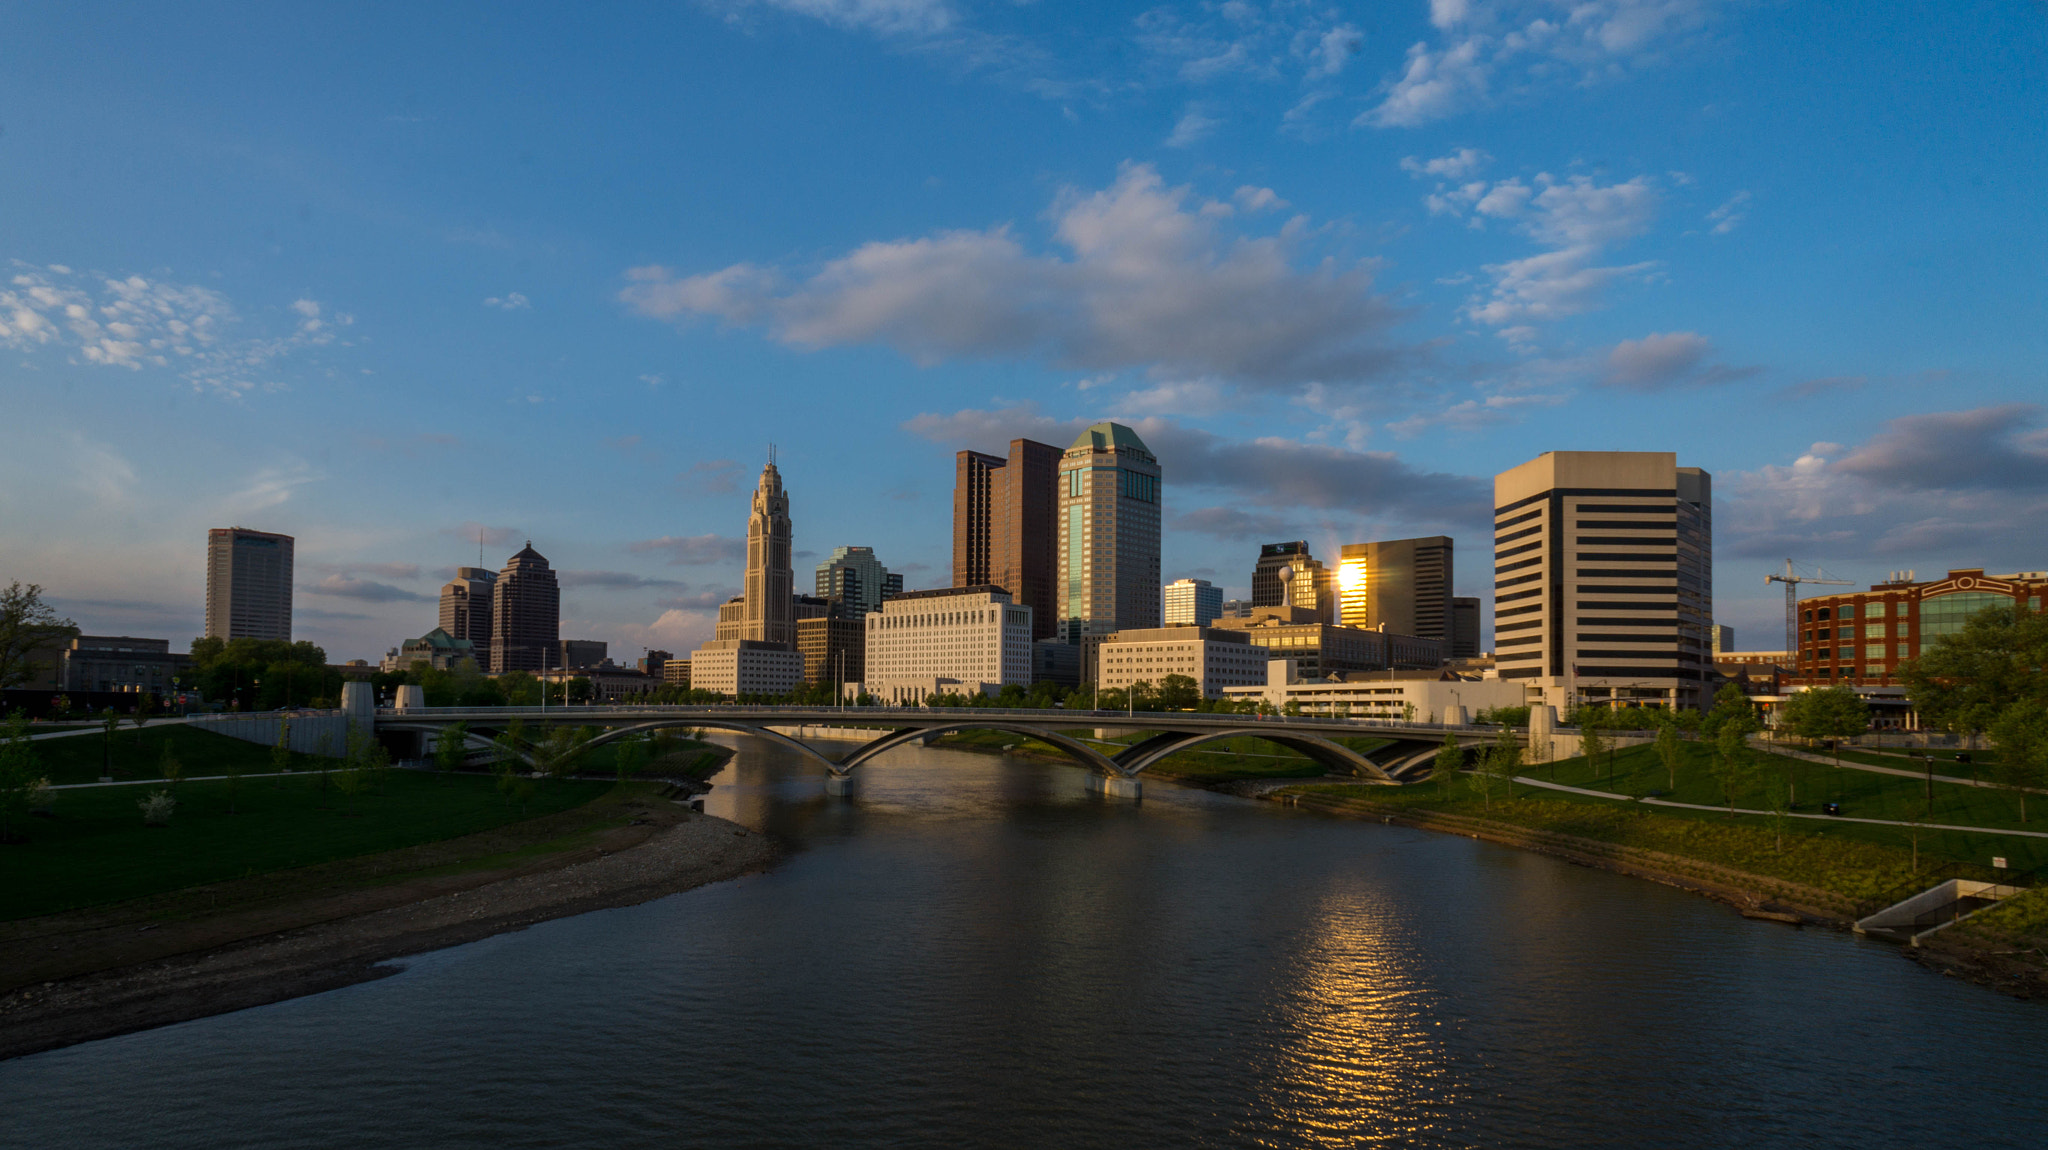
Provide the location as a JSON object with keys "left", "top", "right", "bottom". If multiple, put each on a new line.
{"left": 0, "top": 812, "right": 779, "bottom": 1061}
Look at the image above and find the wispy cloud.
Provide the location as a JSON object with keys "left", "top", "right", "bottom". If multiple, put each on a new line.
{"left": 627, "top": 533, "right": 749, "bottom": 565}
{"left": 484, "top": 292, "right": 531, "bottom": 310}
{"left": 305, "top": 574, "right": 432, "bottom": 603}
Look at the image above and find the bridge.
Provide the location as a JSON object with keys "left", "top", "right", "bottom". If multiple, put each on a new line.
{"left": 367, "top": 702, "right": 1489, "bottom": 798}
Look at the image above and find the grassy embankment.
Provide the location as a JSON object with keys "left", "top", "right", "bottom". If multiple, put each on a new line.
{"left": 3, "top": 727, "right": 728, "bottom": 920}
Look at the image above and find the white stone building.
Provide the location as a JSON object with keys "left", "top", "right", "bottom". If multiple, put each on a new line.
{"left": 686, "top": 639, "right": 805, "bottom": 698}
{"left": 1095, "top": 625, "right": 1268, "bottom": 699}
{"left": 1223, "top": 659, "right": 1526, "bottom": 721}
{"left": 865, "top": 586, "right": 1033, "bottom": 703}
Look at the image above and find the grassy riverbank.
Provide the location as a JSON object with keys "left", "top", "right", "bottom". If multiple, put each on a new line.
{"left": 28, "top": 726, "right": 284, "bottom": 786}
{"left": 2, "top": 771, "right": 611, "bottom": 920}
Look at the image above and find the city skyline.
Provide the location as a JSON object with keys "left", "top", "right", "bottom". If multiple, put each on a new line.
{"left": 2, "top": 3, "right": 2042, "bottom": 663}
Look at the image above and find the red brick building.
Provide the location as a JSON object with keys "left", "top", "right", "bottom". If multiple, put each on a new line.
{"left": 1787, "top": 568, "right": 2046, "bottom": 726}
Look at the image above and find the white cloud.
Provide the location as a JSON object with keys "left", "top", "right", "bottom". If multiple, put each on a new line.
{"left": 1706, "top": 190, "right": 1750, "bottom": 234}
{"left": 623, "top": 163, "right": 1405, "bottom": 390}
{"left": 305, "top": 574, "right": 433, "bottom": 604}
{"left": 1723, "top": 405, "right": 2048, "bottom": 563}
{"left": 1386, "top": 391, "right": 1568, "bottom": 437}
{"left": 1602, "top": 330, "right": 1761, "bottom": 390}
{"left": 1400, "top": 147, "right": 1491, "bottom": 180}
{"left": 1309, "top": 25, "right": 1365, "bottom": 77}
{"left": 0, "top": 263, "right": 351, "bottom": 396}
{"left": 1165, "top": 106, "right": 1222, "bottom": 148}
{"left": 1363, "top": 1, "right": 1724, "bottom": 128}
{"left": 729, "top": 0, "right": 954, "bottom": 37}
{"left": 484, "top": 292, "right": 532, "bottom": 310}
{"left": 627, "top": 533, "right": 750, "bottom": 565}
{"left": 1428, "top": 173, "right": 1662, "bottom": 326}
{"left": 1233, "top": 185, "right": 1289, "bottom": 213}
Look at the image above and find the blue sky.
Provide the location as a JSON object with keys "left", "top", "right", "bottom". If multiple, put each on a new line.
{"left": 3, "top": 0, "right": 2044, "bottom": 663}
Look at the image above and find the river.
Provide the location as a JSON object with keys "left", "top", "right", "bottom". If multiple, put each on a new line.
{"left": 2, "top": 737, "right": 2041, "bottom": 1148}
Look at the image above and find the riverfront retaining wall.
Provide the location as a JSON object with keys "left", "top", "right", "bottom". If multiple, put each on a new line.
{"left": 188, "top": 711, "right": 352, "bottom": 756}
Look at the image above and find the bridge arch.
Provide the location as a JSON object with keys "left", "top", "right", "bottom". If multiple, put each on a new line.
{"left": 836, "top": 722, "right": 1123, "bottom": 777}
{"left": 1109, "top": 727, "right": 1395, "bottom": 781}
{"left": 578, "top": 718, "right": 842, "bottom": 773}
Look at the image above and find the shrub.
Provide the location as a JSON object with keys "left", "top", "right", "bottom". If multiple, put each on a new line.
{"left": 139, "top": 789, "right": 177, "bottom": 826}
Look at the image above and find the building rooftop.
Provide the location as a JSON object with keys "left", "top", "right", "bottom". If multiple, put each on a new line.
{"left": 884, "top": 584, "right": 1013, "bottom": 603}
{"left": 1067, "top": 421, "right": 1153, "bottom": 456}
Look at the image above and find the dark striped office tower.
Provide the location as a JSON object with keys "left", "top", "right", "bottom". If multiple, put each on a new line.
{"left": 1492, "top": 452, "right": 1711, "bottom": 714}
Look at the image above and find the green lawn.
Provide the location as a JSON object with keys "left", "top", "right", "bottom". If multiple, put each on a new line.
{"left": 0, "top": 770, "right": 607, "bottom": 920}
{"left": 22, "top": 725, "right": 294, "bottom": 786}
{"left": 1534, "top": 741, "right": 2043, "bottom": 834}
{"left": 1293, "top": 774, "right": 2043, "bottom": 906}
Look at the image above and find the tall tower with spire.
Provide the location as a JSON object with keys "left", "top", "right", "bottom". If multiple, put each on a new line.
{"left": 742, "top": 454, "right": 795, "bottom": 647}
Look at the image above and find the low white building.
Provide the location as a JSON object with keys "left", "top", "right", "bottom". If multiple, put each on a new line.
{"left": 865, "top": 585, "right": 1033, "bottom": 703}
{"left": 1223, "top": 659, "right": 1525, "bottom": 721}
{"left": 686, "top": 639, "right": 805, "bottom": 698}
{"left": 1096, "top": 625, "right": 1269, "bottom": 699}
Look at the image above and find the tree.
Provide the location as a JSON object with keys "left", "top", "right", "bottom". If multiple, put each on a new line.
{"left": 159, "top": 740, "right": 184, "bottom": 787}
{"left": 1651, "top": 712, "right": 1685, "bottom": 793}
{"left": 613, "top": 734, "right": 649, "bottom": 785}
{"left": 1900, "top": 792, "right": 1932, "bottom": 873}
{"left": 1712, "top": 721, "right": 1755, "bottom": 815}
{"left": 1902, "top": 602, "right": 2048, "bottom": 748}
{"left": 1763, "top": 771, "right": 1793, "bottom": 853}
{"left": 271, "top": 717, "right": 294, "bottom": 777}
{"left": 1700, "top": 682, "right": 1759, "bottom": 742}
{"left": 1577, "top": 708, "right": 1608, "bottom": 783}
{"left": 1486, "top": 725, "right": 1523, "bottom": 800}
{"left": 1431, "top": 732, "right": 1462, "bottom": 787}
{"left": 1987, "top": 699, "right": 2048, "bottom": 823}
{"left": 99, "top": 707, "right": 119, "bottom": 781}
{"left": 1779, "top": 686, "right": 1867, "bottom": 767}
{"left": 0, "top": 582, "right": 78, "bottom": 691}
{"left": 434, "top": 722, "right": 470, "bottom": 778}
{"left": 1157, "top": 673, "right": 1199, "bottom": 711}
{"left": 0, "top": 710, "right": 52, "bottom": 841}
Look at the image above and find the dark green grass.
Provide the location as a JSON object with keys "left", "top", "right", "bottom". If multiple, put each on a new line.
{"left": 0, "top": 771, "right": 605, "bottom": 920}
{"left": 21, "top": 725, "right": 298, "bottom": 786}
{"left": 1292, "top": 775, "right": 2027, "bottom": 905}
{"left": 1404, "top": 743, "right": 2048, "bottom": 876}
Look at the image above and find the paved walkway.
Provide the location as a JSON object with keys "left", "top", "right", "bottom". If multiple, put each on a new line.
{"left": 1510, "top": 773, "right": 2048, "bottom": 840}
{"left": 25, "top": 718, "right": 190, "bottom": 742}
{"left": 1751, "top": 738, "right": 1993, "bottom": 789}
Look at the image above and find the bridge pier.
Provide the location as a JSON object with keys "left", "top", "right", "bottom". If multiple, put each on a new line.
{"left": 1087, "top": 774, "right": 1142, "bottom": 800}
{"left": 824, "top": 773, "right": 857, "bottom": 797}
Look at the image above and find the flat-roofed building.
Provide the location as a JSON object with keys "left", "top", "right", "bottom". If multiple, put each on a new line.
{"left": 1056, "top": 423, "right": 1161, "bottom": 644}
{"left": 1785, "top": 568, "right": 2048, "bottom": 727}
{"left": 559, "top": 639, "right": 608, "bottom": 669}
{"left": 687, "top": 639, "right": 805, "bottom": 699}
{"left": 1163, "top": 577, "right": 1223, "bottom": 627}
{"left": 662, "top": 658, "right": 691, "bottom": 688}
{"left": 1095, "top": 625, "right": 1268, "bottom": 699}
{"left": 1032, "top": 638, "right": 1081, "bottom": 687}
{"left": 438, "top": 567, "right": 497, "bottom": 649}
{"left": 952, "top": 438, "right": 1064, "bottom": 641}
{"left": 815, "top": 546, "right": 902, "bottom": 615}
{"left": 797, "top": 611, "right": 866, "bottom": 689}
{"left": 205, "top": 527, "right": 294, "bottom": 641}
{"left": 1492, "top": 450, "right": 1712, "bottom": 713}
{"left": 1337, "top": 536, "right": 1453, "bottom": 642}
{"left": 1223, "top": 660, "right": 1525, "bottom": 721}
{"left": 1209, "top": 607, "right": 1444, "bottom": 678}
{"left": 1253, "top": 542, "right": 1335, "bottom": 623}
{"left": 865, "top": 585, "right": 1033, "bottom": 703}
{"left": 60, "top": 636, "right": 191, "bottom": 694}
{"left": 1451, "top": 597, "right": 1481, "bottom": 660}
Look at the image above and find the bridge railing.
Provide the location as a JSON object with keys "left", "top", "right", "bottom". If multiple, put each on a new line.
{"left": 370, "top": 702, "right": 1542, "bottom": 735}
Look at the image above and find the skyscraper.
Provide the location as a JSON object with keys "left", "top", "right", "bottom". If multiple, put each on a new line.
{"left": 1252, "top": 542, "right": 1334, "bottom": 623}
{"left": 490, "top": 542, "right": 560, "bottom": 673}
{"left": 1451, "top": 596, "right": 1481, "bottom": 660}
{"left": 1337, "top": 536, "right": 1454, "bottom": 641}
{"left": 952, "top": 437, "right": 1063, "bottom": 641}
{"left": 815, "top": 545, "right": 901, "bottom": 614}
{"left": 205, "top": 527, "right": 294, "bottom": 641}
{"left": 1056, "top": 422, "right": 1162, "bottom": 642}
{"left": 1163, "top": 578, "right": 1223, "bottom": 627}
{"left": 1493, "top": 451, "right": 1712, "bottom": 712}
{"left": 741, "top": 458, "right": 795, "bottom": 647}
{"left": 438, "top": 566, "right": 497, "bottom": 650}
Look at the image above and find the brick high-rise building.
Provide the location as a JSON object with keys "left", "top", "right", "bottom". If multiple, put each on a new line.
{"left": 490, "top": 542, "right": 561, "bottom": 673}
{"left": 952, "top": 437, "right": 1064, "bottom": 641}
{"left": 438, "top": 566, "right": 497, "bottom": 649}
{"left": 205, "top": 527, "right": 294, "bottom": 641}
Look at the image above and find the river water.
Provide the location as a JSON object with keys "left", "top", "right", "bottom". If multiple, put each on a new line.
{"left": 3, "top": 738, "right": 2042, "bottom": 1148}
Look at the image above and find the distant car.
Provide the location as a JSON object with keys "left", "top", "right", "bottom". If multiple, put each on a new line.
{"left": 1823, "top": 802, "right": 1841, "bottom": 816}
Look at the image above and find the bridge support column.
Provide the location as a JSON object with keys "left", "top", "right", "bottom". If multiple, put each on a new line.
{"left": 1087, "top": 774, "right": 1142, "bottom": 800}
{"left": 824, "top": 772, "right": 857, "bottom": 797}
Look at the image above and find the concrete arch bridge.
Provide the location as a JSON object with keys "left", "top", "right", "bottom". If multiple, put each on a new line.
{"left": 372, "top": 704, "right": 1512, "bottom": 798}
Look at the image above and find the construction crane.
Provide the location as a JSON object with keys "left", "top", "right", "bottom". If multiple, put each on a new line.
{"left": 1764, "top": 559, "right": 1854, "bottom": 655}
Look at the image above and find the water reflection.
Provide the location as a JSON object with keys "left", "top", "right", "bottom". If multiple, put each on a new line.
{"left": 1, "top": 736, "right": 2043, "bottom": 1149}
